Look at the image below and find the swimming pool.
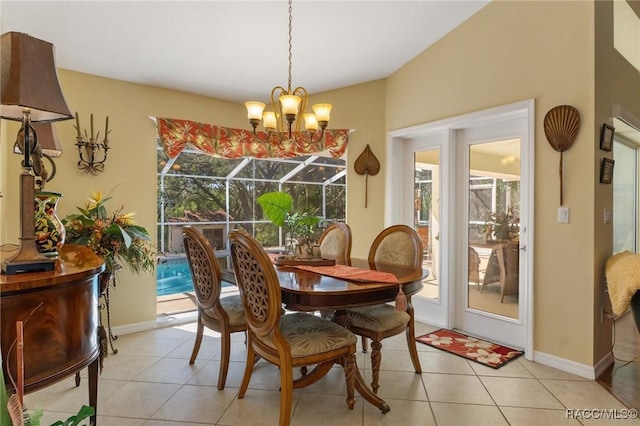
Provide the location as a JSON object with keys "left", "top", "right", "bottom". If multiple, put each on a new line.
{"left": 156, "top": 258, "right": 231, "bottom": 296}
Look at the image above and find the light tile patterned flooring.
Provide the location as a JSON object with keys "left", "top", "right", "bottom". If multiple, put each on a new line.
{"left": 27, "top": 319, "right": 639, "bottom": 425}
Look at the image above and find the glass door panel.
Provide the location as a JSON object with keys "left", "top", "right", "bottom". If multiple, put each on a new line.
{"left": 467, "top": 139, "right": 520, "bottom": 320}
{"left": 414, "top": 148, "right": 440, "bottom": 300}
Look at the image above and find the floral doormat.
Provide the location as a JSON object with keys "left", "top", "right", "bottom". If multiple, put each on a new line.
{"left": 416, "top": 329, "right": 524, "bottom": 369}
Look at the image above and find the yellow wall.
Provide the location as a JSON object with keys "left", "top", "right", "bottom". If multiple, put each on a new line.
{"left": 386, "top": 0, "right": 597, "bottom": 364}
{"left": 3, "top": 1, "right": 637, "bottom": 370}
{"left": 1, "top": 70, "right": 250, "bottom": 326}
{"left": 0, "top": 70, "right": 386, "bottom": 327}
{"left": 314, "top": 79, "right": 387, "bottom": 258}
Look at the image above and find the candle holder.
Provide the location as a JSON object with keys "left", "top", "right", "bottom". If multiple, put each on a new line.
{"left": 75, "top": 112, "right": 110, "bottom": 175}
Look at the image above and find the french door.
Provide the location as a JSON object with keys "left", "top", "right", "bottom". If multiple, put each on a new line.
{"left": 388, "top": 100, "right": 533, "bottom": 354}
{"left": 454, "top": 116, "right": 528, "bottom": 349}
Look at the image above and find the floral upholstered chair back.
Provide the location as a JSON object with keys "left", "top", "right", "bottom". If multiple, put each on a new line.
{"left": 319, "top": 223, "right": 352, "bottom": 260}
{"left": 368, "top": 225, "right": 423, "bottom": 268}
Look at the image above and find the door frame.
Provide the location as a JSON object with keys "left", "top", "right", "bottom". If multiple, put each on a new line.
{"left": 387, "top": 99, "right": 534, "bottom": 358}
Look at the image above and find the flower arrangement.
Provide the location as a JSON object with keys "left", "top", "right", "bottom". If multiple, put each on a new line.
{"left": 62, "top": 190, "right": 156, "bottom": 281}
{"left": 484, "top": 208, "right": 519, "bottom": 241}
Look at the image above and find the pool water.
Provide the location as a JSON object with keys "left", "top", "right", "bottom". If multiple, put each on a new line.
{"left": 156, "top": 259, "right": 231, "bottom": 296}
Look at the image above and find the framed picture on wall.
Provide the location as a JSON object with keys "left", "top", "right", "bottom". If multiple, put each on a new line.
{"left": 600, "top": 158, "right": 615, "bottom": 184}
{"left": 600, "top": 124, "right": 615, "bottom": 151}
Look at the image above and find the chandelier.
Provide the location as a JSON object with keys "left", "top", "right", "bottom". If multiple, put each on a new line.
{"left": 244, "top": 0, "right": 332, "bottom": 142}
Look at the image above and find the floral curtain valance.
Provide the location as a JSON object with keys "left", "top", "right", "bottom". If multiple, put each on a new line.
{"left": 156, "top": 117, "right": 349, "bottom": 159}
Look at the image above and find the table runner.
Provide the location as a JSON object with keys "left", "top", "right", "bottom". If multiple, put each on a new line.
{"left": 287, "top": 264, "right": 400, "bottom": 284}
{"left": 284, "top": 263, "right": 407, "bottom": 311}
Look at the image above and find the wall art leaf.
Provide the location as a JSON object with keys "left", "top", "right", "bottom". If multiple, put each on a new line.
{"left": 354, "top": 144, "right": 380, "bottom": 208}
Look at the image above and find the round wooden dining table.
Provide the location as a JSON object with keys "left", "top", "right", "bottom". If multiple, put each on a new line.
{"left": 275, "top": 258, "right": 425, "bottom": 311}
{"left": 272, "top": 257, "right": 427, "bottom": 413}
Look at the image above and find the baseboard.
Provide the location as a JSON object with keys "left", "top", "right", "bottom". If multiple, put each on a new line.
{"left": 533, "top": 350, "right": 611, "bottom": 380}
{"left": 594, "top": 351, "right": 615, "bottom": 378}
{"left": 111, "top": 319, "right": 157, "bottom": 337}
{"left": 156, "top": 311, "right": 198, "bottom": 328}
{"left": 110, "top": 311, "right": 198, "bottom": 337}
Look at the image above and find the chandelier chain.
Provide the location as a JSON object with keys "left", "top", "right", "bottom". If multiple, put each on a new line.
{"left": 287, "top": 0, "right": 293, "bottom": 93}
{"left": 243, "top": 0, "right": 332, "bottom": 140}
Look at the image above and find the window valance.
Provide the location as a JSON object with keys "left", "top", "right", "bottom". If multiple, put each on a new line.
{"left": 156, "top": 117, "right": 349, "bottom": 159}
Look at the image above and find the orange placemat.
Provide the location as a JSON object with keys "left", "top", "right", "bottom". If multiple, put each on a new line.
{"left": 287, "top": 264, "right": 400, "bottom": 284}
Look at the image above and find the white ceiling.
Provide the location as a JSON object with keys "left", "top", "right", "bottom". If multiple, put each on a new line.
{"left": 0, "top": 1, "right": 489, "bottom": 104}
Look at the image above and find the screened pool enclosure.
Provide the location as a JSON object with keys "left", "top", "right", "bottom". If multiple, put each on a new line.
{"left": 157, "top": 144, "right": 347, "bottom": 256}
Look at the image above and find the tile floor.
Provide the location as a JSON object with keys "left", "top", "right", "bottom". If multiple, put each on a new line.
{"left": 26, "top": 319, "right": 639, "bottom": 425}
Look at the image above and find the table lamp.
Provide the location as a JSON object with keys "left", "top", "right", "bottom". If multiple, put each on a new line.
{"left": 1, "top": 31, "right": 73, "bottom": 274}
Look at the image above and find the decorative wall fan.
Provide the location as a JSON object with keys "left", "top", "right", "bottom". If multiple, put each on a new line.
{"left": 354, "top": 144, "right": 380, "bottom": 208}
{"left": 543, "top": 105, "right": 580, "bottom": 206}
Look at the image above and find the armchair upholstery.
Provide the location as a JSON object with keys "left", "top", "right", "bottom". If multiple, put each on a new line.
{"left": 318, "top": 222, "right": 352, "bottom": 260}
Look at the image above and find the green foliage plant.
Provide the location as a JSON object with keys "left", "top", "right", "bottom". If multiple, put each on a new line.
{"left": 62, "top": 189, "right": 156, "bottom": 281}
{"left": 1, "top": 363, "right": 11, "bottom": 426}
{"left": 257, "top": 191, "right": 323, "bottom": 255}
{"left": 50, "top": 405, "right": 95, "bottom": 426}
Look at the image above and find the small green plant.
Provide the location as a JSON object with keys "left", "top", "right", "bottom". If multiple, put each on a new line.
{"left": 257, "top": 191, "right": 324, "bottom": 254}
{"left": 50, "top": 405, "right": 95, "bottom": 426}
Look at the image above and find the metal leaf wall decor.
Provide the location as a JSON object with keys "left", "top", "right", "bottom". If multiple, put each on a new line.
{"left": 354, "top": 144, "right": 380, "bottom": 208}
{"left": 543, "top": 105, "right": 580, "bottom": 206}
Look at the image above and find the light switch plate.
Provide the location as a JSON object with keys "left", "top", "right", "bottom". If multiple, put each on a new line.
{"left": 604, "top": 208, "right": 612, "bottom": 224}
{"left": 558, "top": 207, "right": 569, "bottom": 224}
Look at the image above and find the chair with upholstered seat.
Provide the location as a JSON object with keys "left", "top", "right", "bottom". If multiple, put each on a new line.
{"left": 182, "top": 226, "right": 246, "bottom": 390}
{"left": 317, "top": 223, "right": 352, "bottom": 319}
{"left": 318, "top": 222, "right": 352, "bottom": 260}
{"left": 343, "top": 224, "right": 423, "bottom": 393}
{"left": 228, "top": 230, "right": 357, "bottom": 426}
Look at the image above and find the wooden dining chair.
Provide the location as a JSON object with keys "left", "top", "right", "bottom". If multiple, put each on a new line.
{"left": 317, "top": 223, "right": 352, "bottom": 319}
{"left": 228, "top": 230, "right": 358, "bottom": 426}
{"left": 343, "top": 224, "right": 423, "bottom": 393}
{"left": 182, "top": 226, "right": 246, "bottom": 390}
{"left": 318, "top": 222, "right": 352, "bottom": 260}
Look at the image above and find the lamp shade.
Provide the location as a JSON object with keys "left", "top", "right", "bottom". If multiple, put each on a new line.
{"left": 245, "top": 101, "right": 266, "bottom": 120}
{"left": 279, "top": 95, "right": 301, "bottom": 115}
{"left": 312, "top": 103, "right": 332, "bottom": 123}
{"left": 0, "top": 31, "right": 73, "bottom": 123}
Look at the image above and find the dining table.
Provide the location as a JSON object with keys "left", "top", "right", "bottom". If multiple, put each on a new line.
{"left": 269, "top": 257, "right": 427, "bottom": 413}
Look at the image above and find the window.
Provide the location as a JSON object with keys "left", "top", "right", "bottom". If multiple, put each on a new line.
{"left": 157, "top": 144, "right": 347, "bottom": 255}
{"left": 613, "top": 121, "right": 640, "bottom": 254}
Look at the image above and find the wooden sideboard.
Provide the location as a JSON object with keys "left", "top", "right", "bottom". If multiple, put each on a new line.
{"left": 0, "top": 244, "right": 104, "bottom": 424}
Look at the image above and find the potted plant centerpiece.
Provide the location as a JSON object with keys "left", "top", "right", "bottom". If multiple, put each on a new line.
{"left": 484, "top": 207, "right": 519, "bottom": 242}
{"left": 257, "top": 191, "right": 325, "bottom": 260}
